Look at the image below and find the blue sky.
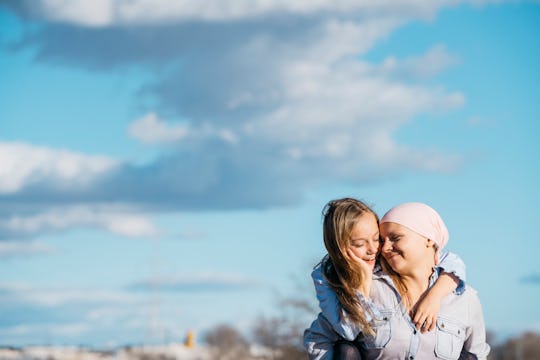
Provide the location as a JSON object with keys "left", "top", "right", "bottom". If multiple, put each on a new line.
{"left": 0, "top": 0, "right": 539, "bottom": 347}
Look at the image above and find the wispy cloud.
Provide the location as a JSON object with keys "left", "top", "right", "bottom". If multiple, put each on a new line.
{"left": 0, "top": 203, "right": 160, "bottom": 241}
{"left": 127, "top": 272, "right": 260, "bottom": 292}
{"left": 0, "top": 241, "right": 54, "bottom": 258}
{"left": 0, "top": 283, "right": 137, "bottom": 307}
{"left": 378, "top": 44, "right": 460, "bottom": 80}
{"left": 128, "top": 113, "right": 189, "bottom": 145}
{"left": 0, "top": 322, "right": 90, "bottom": 338}
{"left": 0, "top": 283, "right": 143, "bottom": 344}
{"left": 1, "top": 0, "right": 452, "bottom": 27}
{"left": 520, "top": 273, "right": 540, "bottom": 285}
{"left": 0, "top": 141, "right": 117, "bottom": 194}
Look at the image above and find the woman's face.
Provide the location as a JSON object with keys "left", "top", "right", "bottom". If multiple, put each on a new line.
{"left": 349, "top": 213, "right": 380, "bottom": 271}
{"left": 380, "top": 222, "right": 432, "bottom": 275}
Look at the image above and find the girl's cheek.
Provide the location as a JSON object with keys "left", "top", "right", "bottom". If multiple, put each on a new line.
{"left": 350, "top": 247, "right": 364, "bottom": 258}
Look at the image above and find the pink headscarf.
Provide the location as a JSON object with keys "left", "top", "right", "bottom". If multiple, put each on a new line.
{"left": 380, "top": 202, "right": 449, "bottom": 264}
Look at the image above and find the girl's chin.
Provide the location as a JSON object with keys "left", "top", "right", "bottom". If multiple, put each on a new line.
{"left": 362, "top": 259, "right": 376, "bottom": 268}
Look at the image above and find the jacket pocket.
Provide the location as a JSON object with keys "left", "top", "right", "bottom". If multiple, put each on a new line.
{"left": 435, "top": 317, "right": 466, "bottom": 360}
{"left": 360, "top": 310, "right": 392, "bottom": 349}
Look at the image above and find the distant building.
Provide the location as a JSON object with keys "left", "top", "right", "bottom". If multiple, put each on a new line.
{"left": 184, "top": 329, "right": 196, "bottom": 348}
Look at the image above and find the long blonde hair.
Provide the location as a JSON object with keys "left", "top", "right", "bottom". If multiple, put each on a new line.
{"left": 321, "top": 198, "right": 378, "bottom": 336}
{"left": 379, "top": 256, "right": 412, "bottom": 310}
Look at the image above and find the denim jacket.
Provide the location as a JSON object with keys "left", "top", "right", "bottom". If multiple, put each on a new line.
{"left": 304, "top": 251, "right": 490, "bottom": 360}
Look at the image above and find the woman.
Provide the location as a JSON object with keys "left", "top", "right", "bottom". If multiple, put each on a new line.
{"left": 304, "top": 200, "right": 488, "bottom": 359}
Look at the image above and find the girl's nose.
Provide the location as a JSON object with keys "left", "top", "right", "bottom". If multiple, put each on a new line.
{"left": 381, "top": 238, "right": 392, "bottom": 253}
{"left": 367, "top": 239, "right": 379, "bottom": 254}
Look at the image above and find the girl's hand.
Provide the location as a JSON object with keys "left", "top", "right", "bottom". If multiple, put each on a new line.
{"left": 411, "top": 292, "right": 440, "bottom": 333}
{"left": 412, "top": 273, "right": 458, "bottom": 332}
{"left": 346, "top": 248, "right": 372, "bottom": 298}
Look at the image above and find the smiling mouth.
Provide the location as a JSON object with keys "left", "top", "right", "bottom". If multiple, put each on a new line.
{"left": 384, "top": 252, "right": 400, "bottom": 260}
{"left": 362, "top": 257, "right": 376, "bottom": 264}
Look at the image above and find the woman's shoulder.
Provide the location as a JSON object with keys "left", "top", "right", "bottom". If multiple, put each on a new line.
{"left": 440, "top": 284, "right": 484, "bottom": 323}
{"left": 451, "top": 284, "right": 480, "bottom": 302}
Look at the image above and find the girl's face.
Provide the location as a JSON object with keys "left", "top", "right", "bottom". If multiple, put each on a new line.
{"left": 380, "top": 222, "right": 433, "bottom": 275}
{"left": 349, "top": 213, "right": 380, "bottom": 271}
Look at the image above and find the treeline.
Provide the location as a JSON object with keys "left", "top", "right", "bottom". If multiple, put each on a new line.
{"left": 203, "top": 293, "right": 314, "bottom": 360}
{"left": 204, "top": 322, "right": 305, "bottom": 360}
{"left": 204, "top": 324, "right": 540, "bottom": 360}
{"left": 488, "top": 332, "right": 540, "bottom": 360}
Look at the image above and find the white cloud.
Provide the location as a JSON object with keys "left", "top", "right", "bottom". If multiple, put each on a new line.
{"left": 295, "top": 18, "right": 400, "bottom": 65}
{"left": 0, "top": 141, "right": 117, "bottom": 194}
{"left": 379, "top": 44, "right": 460, "bottom": 78}
{"left": 0, "top": 241, "right": 54, "bottom": 258}
{"left": 38, "top": 0, "right": 114, "bottom": 27}
{"left": 128, "top": 113, "right": 189, "bottom": 144}
{"left": 0, "top": 272, "right": 259, "bottom": 308}
{"left": 0, "top": 206, "right": 160, "bottom": 239}
{"left": 0, "top": 142, "right": 163, "bottom": 241}
{"left": 1, "top": 0, "right": 470, "bottom": 216}
{"left": 128, "top": 272, "right": 260, "bottom": 291}
{"left": 104, "top": 214, "right": 159, "bottom": 238}
{"left": 128, "top": 112, "right": 239, "bottom": 146}
{"left": 239, "top": 34, "right": 465, "bottom": 171}
{"left": 124, "top": 19, "right": 465, "bottom": 176}
{"left": 0, "top": 283, "right": 136, "bottom": 307}
{"left": 11, "top": 0, "right": 460, "bottom": 26}
{"left": 0, "top": 322, "right": 91, "bottom": 337}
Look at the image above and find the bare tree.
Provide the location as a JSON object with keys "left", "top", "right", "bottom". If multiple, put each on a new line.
{"left": 251, "top": 276, "right": 318, "bottom": 360}
{"left": 488, "top": 331, "right": 540, "bottom": 360}
{"left": 205, "top": 324, "right": 250, "bottom": 360}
